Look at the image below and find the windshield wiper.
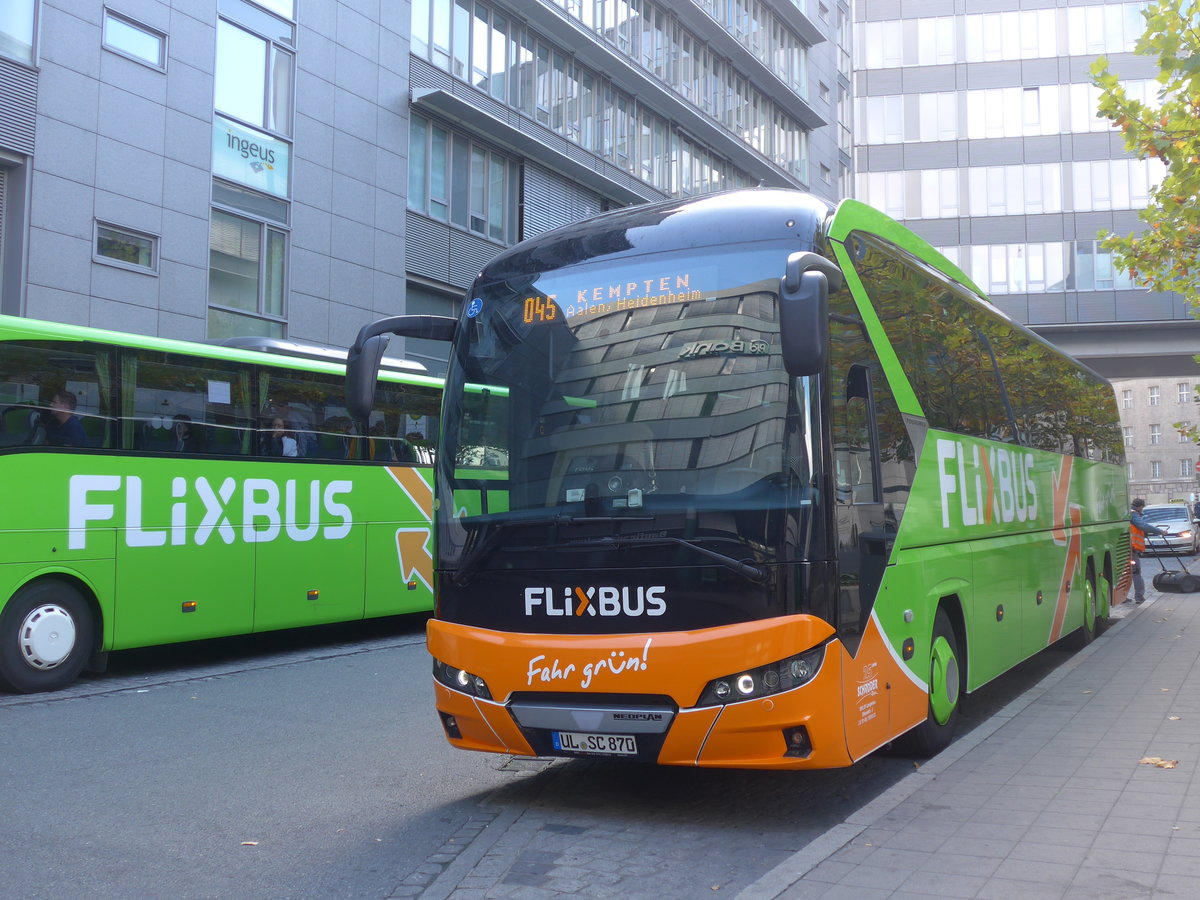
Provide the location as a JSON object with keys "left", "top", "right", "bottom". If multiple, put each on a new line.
{"left": 453, "top": 514, "right": 654, "bottom": 585}
{"left": 561, "top": 536, "right": 767, "bottom": 584}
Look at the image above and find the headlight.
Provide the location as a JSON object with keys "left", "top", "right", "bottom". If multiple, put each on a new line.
{"left": 697, "top": 645, "right": 825, "bottom": 706}
{"left": 432, "top": 658, "right": 492, "bottom": 700}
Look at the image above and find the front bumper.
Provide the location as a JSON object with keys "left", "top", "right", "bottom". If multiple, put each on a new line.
{"left": 426, "top": 616, "right": 862, "bottom": 770}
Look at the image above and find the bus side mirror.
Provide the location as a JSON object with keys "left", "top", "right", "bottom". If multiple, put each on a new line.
{"left": 780, "top": 252, "right": 840, "bottom": 377}
{"left": 347, "top": 334, "right": 391, "bottom": 423}
{"left": 346, "top": 315, "right": 457, "bottom": 422}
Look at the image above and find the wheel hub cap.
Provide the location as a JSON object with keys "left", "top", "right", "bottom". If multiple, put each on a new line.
{"left": 19, "top": 604, "right": 77, "bottom": 669}
{"left": 930, "top": 635, "right": 959, "bottom": 725}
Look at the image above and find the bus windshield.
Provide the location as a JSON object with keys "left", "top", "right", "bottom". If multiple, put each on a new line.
{"left": 437, "top": 241, "right": 824, "bottom": 580}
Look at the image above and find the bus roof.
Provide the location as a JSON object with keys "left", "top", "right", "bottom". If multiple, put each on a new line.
{"left": 0, "top": 313, "right": 442, "bottom": 387}
{"left": 215, "top": 335, "right": 428, "bottom": 375}
{"left": 476, "top": 188, "right": 834, "bottom": 283}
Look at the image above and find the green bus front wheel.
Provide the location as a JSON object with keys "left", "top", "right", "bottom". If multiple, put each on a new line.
{"left": 895, "top": 607, "right": 960, "bottom": 758}
{"left": 0, "top": 581, "right": 94, "bottom": 694}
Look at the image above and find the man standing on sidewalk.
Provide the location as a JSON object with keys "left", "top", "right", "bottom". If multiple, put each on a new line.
{"left": 1130, "top": 498, "right": 1168, "bottom": 603}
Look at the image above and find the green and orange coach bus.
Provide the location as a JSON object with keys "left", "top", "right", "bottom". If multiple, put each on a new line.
{"left": 0, "top": 316, "right": 440, "bottom": 693}
{"left": 348, "top": 189, "right": 1129, "bottom": 769}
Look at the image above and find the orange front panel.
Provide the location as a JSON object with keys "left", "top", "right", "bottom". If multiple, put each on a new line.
{"left": 476, "top": 698, "right": 537, "bottom": 756}
{"left": 695, "top": 651, "right": 853, "bottom": 769}
{"left": 432, "top": 682, "right": 506, "bottom": 753}
{"left": 840, "top": 614, "right": 928, "bottom": 761}
{"left": 428, "top": 615, "right": 836, "bottom": 706}
{"left": 656, "top": 707, "right": 722, "bottom": 766}
{"left": 428, "top": 616, "right": 864, "bottom": 768}
{"left": 432, "top": 682, "right": 538, "bottom": 756}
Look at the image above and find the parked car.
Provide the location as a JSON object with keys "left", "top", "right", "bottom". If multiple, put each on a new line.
{"left": 1141, "top": 503, "right": 1200, "bottom": 555}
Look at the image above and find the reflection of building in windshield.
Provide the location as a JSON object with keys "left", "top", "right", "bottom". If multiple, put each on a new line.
{"left": 527, "top": 275, "right": 795, "bottom": 505}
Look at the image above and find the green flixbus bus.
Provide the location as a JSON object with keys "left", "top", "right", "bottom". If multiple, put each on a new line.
{"left": 349, "top": 189, "right": 1129, "bottom": 769}
{"left": 0, "top": 315, "right": 441, "bottom": 694}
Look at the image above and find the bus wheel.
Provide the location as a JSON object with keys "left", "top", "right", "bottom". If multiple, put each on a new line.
{"left": 0, "top": 581, "right": 94, "bottom": 694}
{"left": 1072, "top": 563, "right": 1099, "bottom": 648}
{"left": 895, "top": 607, "right": 960, "bottom": 758}
{"left": 1094, "top": 571, "right": 1112, "bottom": 636}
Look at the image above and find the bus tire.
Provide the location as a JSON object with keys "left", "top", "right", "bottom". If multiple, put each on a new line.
{"left": 1094, "top": 571, "right": 1112, "bottom": 636}
{"left": 1070, "top": 561, "right": 1099, "bottom": 649}
{"left": 0, "top": 580, "right": 94, "bottom": 694}
{"left": 895, "top": 607, "right": 960, "bottom": 758}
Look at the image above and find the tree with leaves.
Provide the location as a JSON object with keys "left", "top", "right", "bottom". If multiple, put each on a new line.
{"left": 1091, "top": 0, "right": 1200, "bottom": 305}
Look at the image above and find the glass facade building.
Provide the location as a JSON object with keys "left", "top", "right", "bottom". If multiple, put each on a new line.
{"left": 852, "top": 0, "right": 1190, "bottom": 332}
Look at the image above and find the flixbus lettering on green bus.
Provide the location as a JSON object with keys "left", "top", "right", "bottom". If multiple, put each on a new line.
{"left": 936, "top": 438, "right": 1040, "bottom": 529}
{"left": 0, "top": 314, "right": 441, "bottom": 695}
{"left": 68, "top": 475, "right": 354, "bottom": 548}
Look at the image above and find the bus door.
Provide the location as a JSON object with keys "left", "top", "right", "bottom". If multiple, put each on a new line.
{"left": 832, "top": 364, "right": 892, "bottom": 642}
{"left": 831, "top": 358, "right": 897, "bottom": 754}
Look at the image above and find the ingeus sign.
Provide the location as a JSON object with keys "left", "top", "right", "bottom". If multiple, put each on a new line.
{"left": 212, "top": 116, "right": 290, "bottom": 199}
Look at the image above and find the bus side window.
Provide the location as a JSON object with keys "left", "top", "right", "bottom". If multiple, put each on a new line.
{"left": 844, "top": 365, "right": 879, "bottom": 505}
{"left": 828, "top": 282, "right": 915, "bottom": 519}
{"left": 0, "top": 341, "right": 115, "bottom": 450}
{"left": 260, "top": 368, "right": 353, "bottom": 461}
{"left": 125, "top": 350, "right": 252, "bottom": 455}
{"left": 375, "top": 381, "right": 441, "bottom": 465}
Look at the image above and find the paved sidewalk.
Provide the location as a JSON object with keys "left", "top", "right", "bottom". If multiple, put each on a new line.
{"left": 740, "top": 585, "right": 1200, "bottom": 899}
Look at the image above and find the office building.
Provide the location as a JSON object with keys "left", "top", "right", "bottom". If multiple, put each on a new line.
{"left": 0, "top": 0, "right": 851, "bottom": 374}
{"left": 1116, "top": 376, "right": 1199, "bottom": 504}
{"left": 851, "top": 0, "right": 1190, "bottom": 338}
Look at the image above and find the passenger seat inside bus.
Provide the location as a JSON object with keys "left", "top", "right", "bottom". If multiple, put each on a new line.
{"left": 0, "top": 405, "right": 38, "bottom": 447}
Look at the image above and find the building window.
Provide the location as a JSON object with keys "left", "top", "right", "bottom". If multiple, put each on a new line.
{"left": 0, "top": 1, "right": 34, "bottom": 64}
{"left": 1150, "top": 424, "right": 1162, "bottom": 445}
{"left": 410, "top": 0, "right": 751, "bottom": 197}
{"left": 95, "top": 222, "right": 158, "bottom": 272}
{"left": 1123, "top": 426, "right": 1133, "bottom": 447}
{"left": 1149, "top": 386, "right": 1160, "bottom": 406}
{"left": 102, "top": 10, "right": 166, "bottom": 69}
{"left": 1180, "top": 423, "right": 1192, "bottom": 442}
{"left": 1151, "top": 460, "right": 1161, "bottom": 479}
{"left": 1180, "top": 382, "right": 1191, "bottom": 404}
{"left": 1122, "top": 389, "right": 1132, "bottom": 409}
{"left": 251, "top": 0, "right": 294, "bottom": 19}
{"left": 1128, "top": 463, "right": 1135, "bottom": 480}
{"left": 214, "top": 15, "right": 294, "bottom": 138}
{"left": 408, "top": 113, "right": 519, "bottom": 243}
{"left": 207, "top": 208, "right": 287, "bottom": 339}
{"left": 1181, "top": 459, "right": 1193, "bottom": 479}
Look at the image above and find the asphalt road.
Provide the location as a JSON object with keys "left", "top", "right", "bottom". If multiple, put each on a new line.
{"left": 0, "top": 615, "right": 1083, "bottom": 899}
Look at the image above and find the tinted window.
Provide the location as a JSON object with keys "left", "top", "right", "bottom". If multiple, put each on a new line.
{"left": 829, "top": 291, "right": 914, "bottom": 519}
{"left": 0, "top": 341, "right": 115, "bottom": 449}
{"left": 125, "top": 350, "right": 253, "bottom": 454}
{"left": 847, "top": 232, "right": 1123, "bottom": 463}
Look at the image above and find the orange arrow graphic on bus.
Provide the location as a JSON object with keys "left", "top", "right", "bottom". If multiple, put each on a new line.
{"left": 1049, "top": 505, "right": 1083, "bottom": 643}
{"left": 1049, "top": 455, "right": 1082, "bottom": 643}
{"left": 387, "top": 466, "right": 433, "bottom": 515}
{"left": 387, "top": 467, "right": 434, "bottom": 591}
{"left": 396, "top": 528, "right": 433, "bottom": 590}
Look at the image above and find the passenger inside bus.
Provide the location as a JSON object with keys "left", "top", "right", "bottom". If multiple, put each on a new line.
{"left": 260, "top": 416, "right": 300, "bottom": 457}
{"left": 172, "top": 414, "right": 206, "bottom": 453}
{"left": 42, "top": 391, "right": 86, "bottom": 447}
